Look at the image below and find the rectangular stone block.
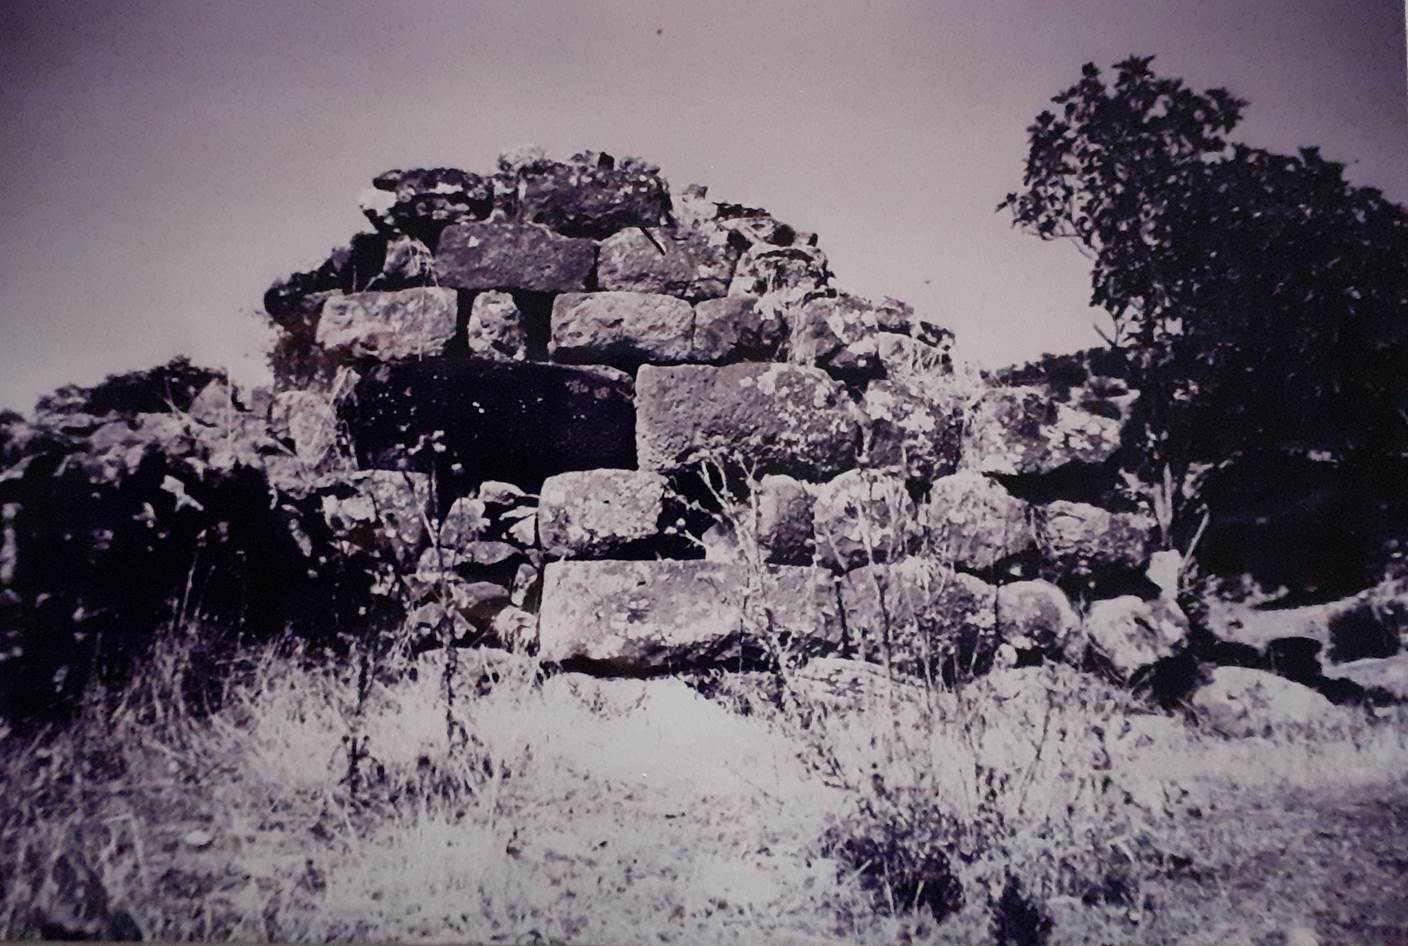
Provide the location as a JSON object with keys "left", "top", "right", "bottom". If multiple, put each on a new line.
{"left": 434, "top": 222, "right": 597, "bottom": 292}
{"left": 549, "top": 291, "right": 695, "bottom": 368}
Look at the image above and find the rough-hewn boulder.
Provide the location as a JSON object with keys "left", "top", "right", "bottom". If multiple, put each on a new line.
{"left": 1037, "top": 501, "right": 1155, "bottom": 587}
{"left": 434, "top": 222, "right": 596, "bottom": 292}
{"left": 270, "top": 391, "right": 338, "bottom": 467}
{"left": 342, "top": 359, "right": 636, "bottom": 486}
{"left": 728, "top": 243, "right": 830, "bottom": 297}
{"left": 537, "top": 560, "right": 840, "bottom": 671}
{"left": 513, "top": 158, "right": 671, "bottom": 237}
{"left": 962, "top": 386, "right": 1124, "bottom": 477}
{"left": 548, "top": 291, "right": 695, "bottom": 368}
{"left": 316, "top": 469, "right": 431, "bottom": 567}
{"left": 465, "top": 291, "right": 528, "bottom": 362}
{"left": 754, "top": 474, "right": 815, "bottom": 566}
{"left": 315, "top": 287, "right": 459, "bottom": 361}
{"left": 1191, "top": 667, "right": 1342, "bottom": 736}
{"left": 263, "top": 232, "right": 388, "bottom": 328}
{"left": 634, "top": 363, "right": 859, "bottom": 479}
{"left": 839, "top": 561, "right": 998, "bottom": 672}
{"left": 691, "top": 296, "right": 787, "bottom": 363}
{"left": 996, "top": 580, "right": 1080, "bottom": 656}
{"left": 790, "top": 293, "right": 910, "bottom": 380}
{"left": 1082, "top": 595, "right": 1189, "bottom": 679}
{"left": 361, "top": 168, "right": 493, "bottom": 242}
{"left": 812, "top": 469, "right": 915, "bottom": 571}
{"left": 921, "top": 472, "right": 1035, "bottom": 572}
{"left": 859, "top": 380, "right": 964, "bottom": 482}
{"left": 596, "top": 226, "right": 736, "bottom": 301}
{"left": 1327, "top": 654, "right": 1408, "bottom": 700}
{"left": 537, "top": 469, "right": 668, "bottom": 558}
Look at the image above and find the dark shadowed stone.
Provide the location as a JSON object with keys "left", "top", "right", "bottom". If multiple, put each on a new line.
{"left": 316, "top": 287, "right": 459, "bottom": 360}
{"left": 922, "top": 472, "right": 1035, "bottom": 572}
{"left": 839, "top": 561, "right": 998, "bottom": 672}
{"left": 264, "top": 232, "right": 388, "bottom": 328}
{"left": 755, "top": 474, "right": 815, "bottom": 566}
{"left": 596, "top": 226, "right": 736, "bottom": 300}
{"left": 962, "top": 386, "right": 1124, "bottom": 477}
{"left": 315, "top": 469, "right": 432, "bottom": 567}
{"left": 269, "top": 391, "right": 338, "bottom": 467}
{"left": 537, "top": 469, "right": 669, "bottom": 558}
{"left": 466, "top": 291, "right": 528, "bottom": 362}
{"left": 859, "top": 380, "right": 964, "bottom": 482}
{"left": 537, "top": 559, "right": 841, "bottom": 671}
{"left": 362, "top": 168, "right": 493, "bottom": 243}
{"left": 1036, "top": 500, "right": 1155, "bottom": 587}
{"left": 691, "top": 296, "right": 787, "bottom": 363}
{"left": 341, "top": 358, "right": 635, "bottom": 488}
{"left": 549, "top": 291, "right": 695, "bottom": 368}
{"left": 515, "top": 160, "right": 671, "bottom": 237}
{"left": 434, "top": 223, "right": 597, "bottom": 292}
{"left": 812, "top": 469, "right": 915, "bottom": 571}
{"left": 635, "top": 363, "right": 859, "bottom": 479}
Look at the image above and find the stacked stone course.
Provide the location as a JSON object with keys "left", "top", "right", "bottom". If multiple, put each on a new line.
{"left": 259, "top": 148, "right": 1178, "bottom": 681}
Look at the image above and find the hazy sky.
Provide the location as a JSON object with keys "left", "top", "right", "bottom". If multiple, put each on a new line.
{"left": 2, "top": 0, "right": 1405, "bottom": 412}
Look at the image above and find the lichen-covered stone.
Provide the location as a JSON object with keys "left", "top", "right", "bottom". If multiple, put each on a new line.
{"left": 434, "top": 222, "right": 596, "bottom": 292}
{"left": 317, "top": 469, "right": 431, "bottom": 566}
{"left": 361, "top": 168, "right": 493, "bottom": 243}
{"left": 537, "top": 560, "right": 840, "bottom": 670}
{"left": 728, "top": 243, "right": 830, "bottom": 297}
{"left": 596, "top": 226, "right": 736, "bottom": 300}
{"left": 839, "top": 561, "right": 998, "bottom": 671}
{"left": 537, "top": 469, "right": 668, "bottom": 558}
{"left": 755, "top": 474, "right": 815, "bottom": 566}
{"left": 635, "top": 363, "right": 859, "bottom": 479}
{"left": 691, "top": 296, "right": 787, "bottom": 363}
{"left": 922, "top": 472, "right": 1035, "bottom": 571}
{"left": 513, "top": 158, "right": 671, "bottom": 237}
{"left": 549, "top": 291, "right": 694, "bottom": 368}
{"left": 790, "top": 293, "right": 906, "bottom": 380}
{"left": 812, "top": 469, "right": 915, "bottom": 571}
{"left": 1191, "top": 667, "right": 1341, "bottom": 736}
{"left": 962, "top": 386, "right": 1124, "bottom": 476}
{"left": 466, "top": 291, "right": 527, "bottom": 361}
{"left": 1038, "top": 501, "right": 1155, "bottom": 586}
{"left": 270, "top": 390, "right": 338, "bottom": 467}
{"left": 315, "top": 287, "right": 458, "bottom": 360}
{"left": 860, "top": 380, "right": 964, "bottom": 482}
{"left": 996, "top": 580, "right": 1080, "bottom": 656}
{"left": 1083, "top": 595, "right": 1189, "bottom": 679}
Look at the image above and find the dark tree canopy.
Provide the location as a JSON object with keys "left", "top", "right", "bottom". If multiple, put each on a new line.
{"left": 1001, "top": 56, "right": 1408, "bottom": 472}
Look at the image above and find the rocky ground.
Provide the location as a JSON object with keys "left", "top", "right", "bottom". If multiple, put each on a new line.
{"left": 2, "top": 634, "right": 1405, "bottom": 946}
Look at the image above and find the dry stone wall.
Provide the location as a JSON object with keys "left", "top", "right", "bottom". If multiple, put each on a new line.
{"left": 258, "top": 148, "right": 1178, "bottom": 681}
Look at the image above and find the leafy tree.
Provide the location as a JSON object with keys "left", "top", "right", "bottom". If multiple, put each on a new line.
{"left": 1001, "top": 56, "right": 1408, "bottom": 543}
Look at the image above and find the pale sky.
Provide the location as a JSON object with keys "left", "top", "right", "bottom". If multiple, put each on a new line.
{"left": 2, "top": 0, "right": 1405, "bottom": 412}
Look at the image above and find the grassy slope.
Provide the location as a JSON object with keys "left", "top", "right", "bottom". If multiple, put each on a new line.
{"left": 2, "top": 638, "right": 1406, "bottom": 945}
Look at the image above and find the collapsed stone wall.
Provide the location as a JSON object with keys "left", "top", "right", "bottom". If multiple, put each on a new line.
{"left": 256, "top": 148, "right": 1184, "bottom": 683}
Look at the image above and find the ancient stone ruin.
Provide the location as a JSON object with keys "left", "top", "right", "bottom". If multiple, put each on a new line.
{"left": 256, "top": 148, "right": 1176, "bottom": 681}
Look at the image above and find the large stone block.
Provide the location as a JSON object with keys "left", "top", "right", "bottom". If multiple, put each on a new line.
{"left": 596, "top": 226, "right": 736, "bottom": 301}
{"left": 922, "top": 472, "right": 1035, "bottom": 572}
{"left": 859, "top": 380, "right": 964, "bottom": 482}
{"left": 962, "top": 386, "right": 1124, "bottom": 477}
{"left": 537, "top": 469, "right": 669, "bottom": 558}
{"left": 549, "top": 291, "right": 695, "bottom": 368}
{"left": 1082, "top": 595, "right": 1189, "bottom": 679}
{"left": 434, "top": 222, "right": 596, "bottom": 292}
{"left": 812, "top": 469, "right": 915, "bottom": 571}
{"left": 1037, "top": 501, "right": 1155, "bottom": 587}
{"left": 341, "top": 358, "right": 636, "bottom": 486}
{"left": 315, "top": 287, "right": 458, "bottom": 360}
{"left": 515, "top": 159, "right": 671, "bottom": 237}
{"left": 839, "top": 561, "right": 997, "bottom": 671}
{"left": 537, "top": 560, "right": 840, "bottom": 671}
{"left": 691, "top": 296, "right": 787, "bottom": 363}
{"left": 635, "top": 363, "right": 860, "bottom": 479}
